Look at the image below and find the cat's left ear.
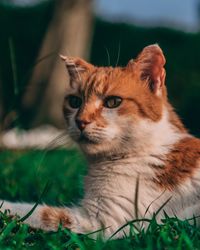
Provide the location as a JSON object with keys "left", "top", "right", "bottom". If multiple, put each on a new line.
{"left": 60, "top": 55, "right": 94, "bottom": 86}
{"left": 127, "top": 44, "right": 166, "bottom": 96}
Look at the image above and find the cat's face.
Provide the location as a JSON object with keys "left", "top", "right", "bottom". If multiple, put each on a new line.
{"left": 62, "top": 45, "right": 167, "bottom": 156}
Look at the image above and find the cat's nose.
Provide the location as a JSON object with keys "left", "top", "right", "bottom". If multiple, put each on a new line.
{"left": 75, "top": 118, "right": 91, "bottom": 131}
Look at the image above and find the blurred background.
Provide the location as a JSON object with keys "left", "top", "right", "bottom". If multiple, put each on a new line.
{"left": 0, "top": 0, "right": 200, "bottom": 138}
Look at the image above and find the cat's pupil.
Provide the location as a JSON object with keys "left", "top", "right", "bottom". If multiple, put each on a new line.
{"left": 104, "top": 96, "right": 122, "bottom": 109}
{"left": 68, "top": 95, "right": 82, "bottom": 109}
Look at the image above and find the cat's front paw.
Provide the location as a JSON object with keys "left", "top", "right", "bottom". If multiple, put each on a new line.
{"left": 40, "top": 206, "right": 73, "bottom": 231}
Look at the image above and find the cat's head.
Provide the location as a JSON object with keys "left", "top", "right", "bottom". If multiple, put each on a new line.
{"left": 61, "top": 45, "right": 168, "bottom": 156}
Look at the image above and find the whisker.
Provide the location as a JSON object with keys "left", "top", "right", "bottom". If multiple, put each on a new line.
{"left": 45, "top": 131, "right": 71, "bottom": 149}
{"left": 115, "top": 42, "right": 121, "bottom": 67}
{"left": 104, "top": 46, "right": 111, "bottom": 66}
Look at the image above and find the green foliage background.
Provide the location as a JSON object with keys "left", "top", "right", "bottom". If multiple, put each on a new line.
{"left": 0, "top": 1, "right": 54, "bottom": 125}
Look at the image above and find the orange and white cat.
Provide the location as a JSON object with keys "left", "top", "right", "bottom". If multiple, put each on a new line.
{"left": 1, "top": 44, "right": 200, "bottom": 239}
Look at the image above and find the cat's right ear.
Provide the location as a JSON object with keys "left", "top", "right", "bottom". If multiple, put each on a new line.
{"left": 60, "top": 55, "right": 94, "bottom": 86}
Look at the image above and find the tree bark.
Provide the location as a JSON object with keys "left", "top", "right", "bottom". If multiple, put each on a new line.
{"left": 22, "top": 0, "right": 93, "bottom": 128}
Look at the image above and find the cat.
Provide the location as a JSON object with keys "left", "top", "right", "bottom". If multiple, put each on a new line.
{"left": 1, "top": 44, "right": 200, "bottom": 239}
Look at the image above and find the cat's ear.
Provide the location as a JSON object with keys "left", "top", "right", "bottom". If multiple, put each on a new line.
{"left": 127, "top": 44, "right": 166, "bottom": 96}
{"left": 60, "top": 55, "right": 94, "bottom": 85}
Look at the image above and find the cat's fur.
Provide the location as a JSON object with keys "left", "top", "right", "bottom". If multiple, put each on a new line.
{"left": 1, "top": 45, "right": 200, "bottom": 239}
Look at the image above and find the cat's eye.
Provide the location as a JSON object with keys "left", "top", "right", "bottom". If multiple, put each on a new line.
{"left": 104, "top": 96, "right": 122, "bottom": 109}
{"left": 68, "top": 95, "right": 82, "bottom": 109}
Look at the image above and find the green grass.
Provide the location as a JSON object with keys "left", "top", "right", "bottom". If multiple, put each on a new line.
{"left": 0, "top": 149, "right": 200, "bottom": 249}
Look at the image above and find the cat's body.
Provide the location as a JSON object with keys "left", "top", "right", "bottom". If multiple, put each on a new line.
{"left": 1, "top": 45, "right": 200, "bottom": 239}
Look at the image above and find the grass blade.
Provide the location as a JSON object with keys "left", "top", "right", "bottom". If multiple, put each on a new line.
{"left": 108, "top": 218, "right": 151, "bottom": 240}
{"left": 9, "top": 38, "right": 18, "bottom": 96}
{"left": 19, "top": 181, "right": 51, "bottom": 222}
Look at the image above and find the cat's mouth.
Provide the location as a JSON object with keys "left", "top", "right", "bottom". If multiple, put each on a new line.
{"left": 78, "top": 133, "right": 99, "bottom": 144}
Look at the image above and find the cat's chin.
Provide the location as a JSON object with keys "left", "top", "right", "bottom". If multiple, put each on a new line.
{"left": 71, "top": 132, "right": 122, "bottom": 156}
{"left": 79, "top": 143, "right": 107, "bottom": 156}
{"left": 78, "top": 138, "right": 103, "bottom": 155}
{"left": 78, "top": 139, "right": 122, "bottom": 157}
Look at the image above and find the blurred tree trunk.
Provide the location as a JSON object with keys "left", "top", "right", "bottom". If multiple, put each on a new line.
{"left": 21, "top": 0, "right": 93, "bottom": 128}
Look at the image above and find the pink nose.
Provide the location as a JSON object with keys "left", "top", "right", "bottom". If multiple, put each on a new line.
{"left": 75, "top": 119, "right": 91, "bottom": 131}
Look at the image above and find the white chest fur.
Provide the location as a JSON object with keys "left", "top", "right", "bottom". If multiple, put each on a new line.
{"left": 80, "top": 154, "right": 200, "bottom": 238}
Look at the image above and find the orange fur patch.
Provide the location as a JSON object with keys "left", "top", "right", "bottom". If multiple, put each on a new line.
{"left": 63, "top": 45, "right": 185, "bottom": 133}
{"left": 154, "top": 137, "right": 200, "bottom": 190}
{"left": 41, "top": 206, "right": 72, "bottom": 230}
{"left": 63, "top": 66, "right": 165, "bottom": 123}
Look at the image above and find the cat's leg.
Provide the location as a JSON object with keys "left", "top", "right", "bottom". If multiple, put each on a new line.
{"left": 0, "top": 200, "right": 97, "bottom": 234}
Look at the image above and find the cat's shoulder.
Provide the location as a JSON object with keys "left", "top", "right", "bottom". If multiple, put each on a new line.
{"left": 169, "top": 136, "right": 200, "bottom": 159}
{"left": 166, "top": 135, "right": 200, "bottom": 173}
{"left": 154, "top": 136, "right": 200, "bottom": 190}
